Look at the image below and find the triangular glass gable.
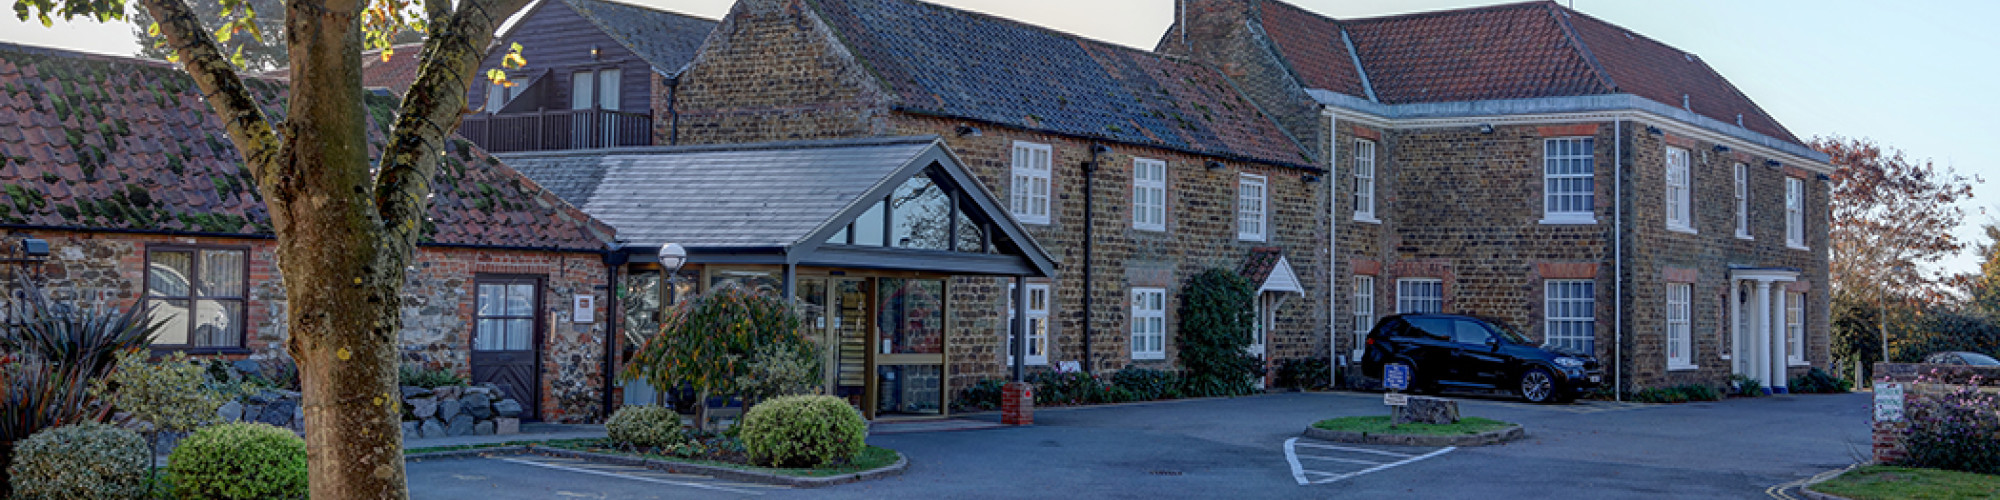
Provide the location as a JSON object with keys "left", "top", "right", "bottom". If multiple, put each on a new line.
{"left": 826, "top": 166, "right": 995, "bottom": 254}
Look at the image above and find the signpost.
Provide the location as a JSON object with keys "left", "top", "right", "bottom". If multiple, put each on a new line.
{"left": 1875, "top": 382, "right": 1905, "bottom": 422}
{"left": 1384, "top": 363, "right": 1410, "bottom": 407}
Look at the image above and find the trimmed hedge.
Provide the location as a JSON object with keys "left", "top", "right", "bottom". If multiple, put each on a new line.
{"left": 739, "top": 395, "right": 867, "bottom": 468}
{"left": 1630, "top": 384, "right": 1723, "bottom": 404}
{"left": 606, "top": 405, "right": 688, "bottom": 450}
{"left": 166, "top": 422, "right": 308, "bottom": 500}
{"left": 7, "top": 422, "right": 149, "bottom": 500}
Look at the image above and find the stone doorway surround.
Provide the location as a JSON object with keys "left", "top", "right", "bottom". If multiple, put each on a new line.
{"left": 1727, "top": 267, "right": 1799, "bottom": 393}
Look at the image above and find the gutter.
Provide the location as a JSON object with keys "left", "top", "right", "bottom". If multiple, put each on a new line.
{"left": 887, "top": 106, "right": 1326, "bottom": 174}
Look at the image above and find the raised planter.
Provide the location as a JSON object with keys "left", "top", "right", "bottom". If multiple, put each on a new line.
{"left": 1302, "top": 423, "right": 1525, "bottom": 447}
{"left": 403, "top": 444, "right": 908, "bottom": 488}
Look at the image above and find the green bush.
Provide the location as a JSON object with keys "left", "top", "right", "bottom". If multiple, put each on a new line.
{"left": 166, "top": 423, "right": 307, "bottom": 500}
{"left": 7, "top": 422, "right": 149, "bottom": 500}
{"left": 1027, "top": 371, "right": 1106, "bottom": 405}
{"left": 624, "top": 283, "right": 805, "bottom": 431}
{"left": 92, "top": 351, "right": 240, "bottom": 435}
{"left": 952, "top": 379, "right": 1007, "bottom": 412}
{"left": 605, "top": 405, "right": 688, "bottom": 450}
{"left": 1729, "top": 375, "right": 1765, "bottom": 397}
{"left": 1275, "top": 357, "right": 1331, "bottom": 390}
{"left": 1110, "top": 367, "right": 1183, "bottom": 401}
{"left": 1901, "top": 374, "right": 2000, "bottom": 474}
{"left": 1175, "top": 269, "right": 1260, "bottom": 397}
{"left": 1630, "top": 384, "right": 1723, "bottom": 404}
{"left": 1789, "top": 368, "right": 1852, "bottom": 394}
{"left": 398, "top": 364, "right": 465, "bottom": 389}
{"left": 734, "top": 342, "right": 822, "bottom": 407}
{"left": 738, "top": 395, "right": 866, "bottom": 468}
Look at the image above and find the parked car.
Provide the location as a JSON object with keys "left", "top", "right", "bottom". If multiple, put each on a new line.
{"left": 1922, "top": 351, "right": 2000, "bottom": 366}
{"left": 1361, "top": 313, "right": 1603, "bottom": 403}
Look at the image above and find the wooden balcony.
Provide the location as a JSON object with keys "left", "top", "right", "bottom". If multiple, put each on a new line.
{"left": 458, "top": 108, "right": 652, "bottom": 153}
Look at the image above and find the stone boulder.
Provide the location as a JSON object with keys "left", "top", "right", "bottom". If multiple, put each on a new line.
{"left": 419, "top": 418, "right": 447, "bottom": 439}
{"left": 259, "top": 400, "right": 297, "bottom": 427}
{"left": 401, "top": 421, "right": 420, "bottom": 441}
{"left": 1391, "top": 395, "right": 1460, "bottom": 425}
{"left": 401, "top": 386, "right": 434, "bottom": 400}
{"left": 217, "top": 400, "right": 244, "bottom": 422}
{"left": 232, "top": 360, "right": 264, "bottom": 378}
{"left": 473, "top": 420, "right": 495, "bottom": 436}
{"left": 446, "top": 414, "right": 475, "bottom": 437}
{"left": 462, "top": 394, "right": 494, "bottom": 420}
{"left": 439, "top": 400, "right": 462, "bottom": 420}
{"left": 493, "top": 399, "right": 524, "bottom": 418}
{"left": 408, "top": 397, "right": 438, "bottom": 420}
{"left": 432, "top": 386, "right": 461, "bottom": 401}
{"left": 494, "top": 417, "right": 520, "bottom": 435}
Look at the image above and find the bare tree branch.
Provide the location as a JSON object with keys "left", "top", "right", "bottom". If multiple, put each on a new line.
{"left": 135, "top": 0, "right": 282, "bottom": 184}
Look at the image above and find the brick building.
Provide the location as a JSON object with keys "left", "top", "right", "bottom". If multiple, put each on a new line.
{"left": 1163, "top": 0, "right": 1833, "bottom": 392}
{"left": 0, "top": 42, "right": 622, "bottom": 422}
{"left": 667, "top": 0, "right": 1332, "bottom": 394}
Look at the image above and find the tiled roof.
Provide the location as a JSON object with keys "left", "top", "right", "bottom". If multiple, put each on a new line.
{"left": 562, "top": 0, "right": 716, "bottom": 75}
{"left": 807, "top": 0, "right": 1316, "bottom": 169}
{"left": 0, "top": 42, "right": 610, "bottom": 250}
{"left": 1237, "top": 246, "right": 1284, "bottom": 284}
{"left": 263, "top": 42, "right": 424, "bottom": 96}
{"left": 1252, "top": 0, "right": 1800, "bottom": 145}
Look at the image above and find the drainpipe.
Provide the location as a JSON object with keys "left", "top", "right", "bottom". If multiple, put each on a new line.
{"left": 601, "top": 245, "right": 628, "bottom": 419}
{"left": 666, "top": 75, "right": 682, "bottom": 146}
{"left": 1083, "top": 144, "right": 1105, "bottom": 373}
{"left": 1613, "top": 118, "right": 1623, "bottom": 402}
{"left": 1326, "top": 111, "right": 1340, "bottom": 389}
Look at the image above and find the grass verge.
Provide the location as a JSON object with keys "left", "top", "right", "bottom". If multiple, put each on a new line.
{"left": 405, "top": 440, "right": 547, "bottom": 455}
{"left": 1311, "top": 416, "right": 1513, "bottom": 436}
{"left": 540, "top": 439, "right": 900, "bottom": 478}
{"left": 1809, "top": 465, "right": 2000, "bottom": 500}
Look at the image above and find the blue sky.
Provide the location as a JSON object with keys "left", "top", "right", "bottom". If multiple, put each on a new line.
{"left": 5, "top": 0, "right": 1994, "bottom": 277}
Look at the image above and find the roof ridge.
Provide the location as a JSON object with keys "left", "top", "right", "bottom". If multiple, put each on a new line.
{"left": 497, "top": 135, "right": 944, "bottom": 159}
{"left": 0, "top": 41, "right": 179, "bottom": 70}
{"left": 561, "top": 0, "right": 716, "bottom": 23}
{"left": 1545, "top": 2, "right": 1616, "bottom": 94}
{"left": 1339, "top": 0, "right": 1553, "bottom": 25}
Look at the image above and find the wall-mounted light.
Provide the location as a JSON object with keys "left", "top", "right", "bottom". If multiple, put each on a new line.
{"left": 1302, "top": 174, "right": 1321, "bottom": 183}
{"left": 1205, "top": 160, "right": 1225, "bottom": 171}
{"left": 657, "top": 243, "right": 687, "bottom": 275}
{"left": 1816, "top": 173, "right": 1831, "bottom": 182}
{"left": 1090, "top": 144, "right": 1110, "bottom": 154}
{"left": 1478, "top": 123, "right": 1494, "bottom": 134}
{"left": 1713, "top": 144, "right": 1731, "bottom": 153}
{"left": 20, "top": 238, "right": 47, "bottom": 257}
{"left": 955, "top": 124, "right": 981, "bottom": 137}
{"left": 1646, "top": 126, "right": 1663, "bottom": 135}
{"left": 1764, "top": 159, "right": 1782, "bottom": 169}
{"left": 590, "top": 45, "right": 601, "bottom": 61}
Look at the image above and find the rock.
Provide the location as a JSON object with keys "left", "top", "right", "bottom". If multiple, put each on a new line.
{"left": 440, "top": 400, "right": 463, "bottom": 420}
{"left": 248, "top": 390, "right": 282, "bottom": 405}
{"left": 419, "top": 418, "right": 447, "bottom": 439}
{"left": 242, "top": 404, "right": 265, "bottom": 422}
{"left": 493, "top": 399, "right": 523, "bottom": 418}
{"left": 465, "top": 386, "right": 495, "bottom": 398}
{"left": 401, "top": 386, "right": 434, "bottom": 399}
{"left": 408, "top": 397, "right": 438, "bottom": 419}
{"left": 402, "top": 421, "right": 420, "bottom": 441}
{"left": 473, "top": 420, "right": 495, "bottom": 436}
{"left": 1391, "top": 395, "right": 1461, "bottom": 426}
{"left": 294, "top": 406, "right": 305, "bottom": 427}
{"left": 232, "top": 360, "right": 264, "bottom": 378}
{"left": 217, "top": 401, "right": 244, "bottom": 422}
{"left": 462, "top": 394, "right": 494, "bottom": 419}
{"left": 432, "top": 386, "right": 461, "bottom": 401}
{"left": 446, "top": 414, "right": 475, "bottom": 437}
{"left": 259, "top": 400, "right": 297, "bottom": 427}
{"left": 494, "top": 417, "right": 520, "bottom": 435}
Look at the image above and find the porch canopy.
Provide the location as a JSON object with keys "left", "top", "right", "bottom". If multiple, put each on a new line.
{"left": 501, "top": 135, "right": 1056, "bottom": 279}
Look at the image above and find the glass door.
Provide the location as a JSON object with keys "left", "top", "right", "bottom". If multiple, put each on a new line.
{"left": 873, "top": 278, "right": 947, "bottom": 417}
{"left": 833, "top": 279, "right": 872, "bottom": 412}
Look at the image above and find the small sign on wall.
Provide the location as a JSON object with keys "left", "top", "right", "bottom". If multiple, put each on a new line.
{"left": 1875, "top": 382, "right": 1905, "bottom": 422}
{"left": 573, "top": 295, "right": 595, "bottom": 323}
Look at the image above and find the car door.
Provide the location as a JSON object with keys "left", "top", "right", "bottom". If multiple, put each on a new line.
{"left": 1451, "top": 319, "right": 1509, "bottom": 387}
{"left": 1401, "top": 317, "right": 1458, "bottom": 384}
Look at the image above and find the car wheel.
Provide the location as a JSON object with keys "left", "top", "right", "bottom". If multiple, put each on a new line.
{"left": 1519, "top": 367, "right": 1556, "bottom": 404}
{"left": 1398, "top": 360, "right": 1431, "bottom": 394}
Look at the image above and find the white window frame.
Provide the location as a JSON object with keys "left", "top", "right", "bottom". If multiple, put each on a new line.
{"left": 1237, "top": 173, "right": 1267, "bottom": 241}
{"left": 1131, "top": 288, "right": 1166, "bottom": 361}
{"left": 1665, "top": 146, "right": 1694, "bottom": 233}
{"left": 1006, "top": 282, "right": 1051, "bottom": 366}
{"left": 1666, "top": 283, "right": 1695, "bottom": 370}
{"left": 1395, "top": 278, "right": 1442, "bottom": 314}
{"left": 1734, "top": 163, "right": 1752, "bottom": 239}
{"left": 1353, "top": 139, "right": 1378, "bottom": 222}
{"left": 1787, "top": 292, "right": 1806, "bottom": 365}
{"left": 1541, "top": 137, "right": 1596, "bottom": 224}
{"left": 1352, "top": 276, "right": 1375, "bottom": 360}
{"left": 1132, "top": 158, "right": 1167, "bottom": 232}
{"left": 1545, "top": 279, "right": 1596, "bottom": 353}
{"left": 1010, "top": 142, "right": 1053, "bottom": 225}
{"left": 1786, "top": 177, "right": 1807, "bottom": 250}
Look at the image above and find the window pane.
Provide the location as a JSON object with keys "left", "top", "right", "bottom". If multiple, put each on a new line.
{"left": 149, "top": 251, "right": 193, "bottom": 297}
{"left": 507, "top": 284, "right": 535, "bottom": 316}
{"left": 147, "top": 299, "right": 191, "bottom": 345}
{"left": 507, "top": 318, "right": 533, "bottom": 351}
{"left": 955, "top": 206, "right": 982, "bottom": 252}
{"left": 192, "top": 299, "right": 242, "bottom": 347}
{"left": 854, "top": 199, "right": 887, "bottom": 247}
{"left": 891, "top": 175, "right": 952, "bottom": 250}
{"left": 475, "top": 319, "right": 500, "bottom": 351}
{"left": 477, "top": 284, "right": 503, "bottom": 316}
{"left": 198, "top": 249, "right": 245, "bottom": 297}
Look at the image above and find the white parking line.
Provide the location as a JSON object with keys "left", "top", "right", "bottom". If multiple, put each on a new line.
{"left": 1295, "top": 454, "right": 1388, "bottom": 466}
{"left": 1292, "top": 441, "right": 1417, "bottom": 459}
{"left": 1308, "top": 447, "right": 1455, "bottom": 484}
{"left": 1285, "top": 438, "right": 1456, "bottom": 486}
{"left": 494, "top": 457, "right": 766, "bottom": 495}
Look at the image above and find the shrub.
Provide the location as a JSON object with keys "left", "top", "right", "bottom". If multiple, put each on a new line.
{"left": 952, "top": 379, "right": 1007, "bottom": 412}
{"left": 92, "top": 351, "right": 239, "bottom": 435}
{"left": 398, "top": 364, "right": 465, "bottom": 389}
{"left": 7, "top": 422, "right": 149, "bottom": 500}
{"left": 1275, "top": 357, "right": 1331, "bottom": 390}
{"left": 1027, "top": 370, "right": 1106, "bottom": 406}
{"left": 606, "top": 405, "right": 688, "bottom": 450}
{"left": 1110, "top": 367, "right": 1183, "bottom": 401}
{"left": 167, "top": 423, "right": 308, "bottom": 500}
{"left": 1175, "top": 269, "right": 1260, "bottom": 397}
{"left": 734, "top": 342, "right": 822, "bottom": 407}
{"left": 625, "top": 283, "right": 805, "bottom": 430}
{"left": 738, "top": 395, "right": 866, "bottom": 468}
{"left": 1728, "top": 375, "right": 1765, "bottom": 397}
{"left": 1630, "top": 384, "right": 1723, "bottom": 404}
{"left": 1, "top": 279, "right": 159, "bottom": 496}
{"left": 1789, "top": 368, "right": 1852, "bottom": 394}
{"left": 1900, "top": 374, "right": 2000, "bottom": 474}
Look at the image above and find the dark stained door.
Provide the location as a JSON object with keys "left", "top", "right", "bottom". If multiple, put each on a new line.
{"left": 472, "top": 276, "right": 541, "bottom": 420}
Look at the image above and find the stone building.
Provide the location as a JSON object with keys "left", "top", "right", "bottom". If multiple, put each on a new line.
{"left": 0, "top": 42, "right": 621, "bottom": 422}
{"left": 1163, "top": 0, "right": 1833, "bottom": 392}
{"left": 666, "top": 0, "right": 1332, "bottom": 396}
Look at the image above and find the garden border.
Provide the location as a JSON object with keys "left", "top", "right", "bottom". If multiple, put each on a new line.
{"left": 402, "top": 444, "right": 908, "bottom": 488}
{"left": 1301, "top": 424, "right": 1525, "bottom": 447}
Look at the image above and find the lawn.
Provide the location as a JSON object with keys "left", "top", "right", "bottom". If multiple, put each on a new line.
{"left": 1810, "top": 466, "right": 2000, "bottom": 500}
{"left": 1311, "top": 416, "right": 1514, "bottom": 436}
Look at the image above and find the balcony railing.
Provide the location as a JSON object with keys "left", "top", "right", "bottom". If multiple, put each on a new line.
{"left": 459, "top": 108, "right": 653, "bottom": 153}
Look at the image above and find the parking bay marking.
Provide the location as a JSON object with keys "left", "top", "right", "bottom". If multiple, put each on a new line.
{"left": 1285, "top": 438, "right": 1455, "bottom": 485}
{"left": 493, "top": 456, "right": 770, "bottom": 495}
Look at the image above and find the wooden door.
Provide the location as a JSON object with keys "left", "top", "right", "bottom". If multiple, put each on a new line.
{"left": 472, "top": 276, "right": 541, "bottom": 420}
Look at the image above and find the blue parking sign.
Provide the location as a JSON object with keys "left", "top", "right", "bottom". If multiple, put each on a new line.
{"left": 1384, "top": 364, "right": 1409, "bottom": 391}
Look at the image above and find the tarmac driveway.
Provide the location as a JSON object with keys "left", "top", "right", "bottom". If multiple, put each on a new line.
{"left": 407, "top": 391, "right": 1872, "bottom": 499}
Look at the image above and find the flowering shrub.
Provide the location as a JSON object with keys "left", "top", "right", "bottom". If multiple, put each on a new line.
{"left": 7, "top": 422, "right": 149, "bottom": 500}
{"left": 1899, "top": 374, "right": 2000, "bottom": 474}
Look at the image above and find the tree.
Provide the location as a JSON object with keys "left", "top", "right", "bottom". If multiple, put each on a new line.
{"left": 1817, "top": 136, "right": 1980, "bottom": 302}
{"left": 1967, "top": 222, "right": 2000, "bottom": 317}
{"left": 17, "top": 0, "right": 535, "bottom": 495}
{"left": 129, "top": 0, "right": 425, "bottom": 73}
{"left": 622, "top": 283, "right": 808, "bottom": 431}
{"left": 1175, "top": 268, "right": 1260, "bottom": 397}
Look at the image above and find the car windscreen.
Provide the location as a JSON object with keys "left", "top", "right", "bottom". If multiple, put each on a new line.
{"left": 1487, "top": 320, "right": 1534, "bottom": 345}
{"left": 1965, "top": 352, "right": 2000, "bottom": 366}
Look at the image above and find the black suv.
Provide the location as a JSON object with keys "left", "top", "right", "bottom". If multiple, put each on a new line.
{"left": 1361, "top": 313, "right": 1602, "bottom": 403}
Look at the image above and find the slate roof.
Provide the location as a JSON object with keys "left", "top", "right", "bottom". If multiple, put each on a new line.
{"left": 500, "top": 137, "right": 937, "bottom": 249}
{"left": 1250, "top": 0, "right": 1800, "bottom": 145}
{"left": 561, "top": 0, "right": 716, "bottom": 75}
{"left": 806, "top": 0, "right": 1317, "bottom": 170}
{"left": 0, "top": 42, "right": 611, "bottom": 250}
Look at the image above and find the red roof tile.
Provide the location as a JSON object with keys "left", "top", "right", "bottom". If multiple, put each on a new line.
{"left": 265, "top": 42, "right": 424, "bottom": 96}
{"left": 0, "top": 42, "right": 611, "bottom": 250}
{"left": 1256, "top": 1, "right": 1366, "bottom": 99}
